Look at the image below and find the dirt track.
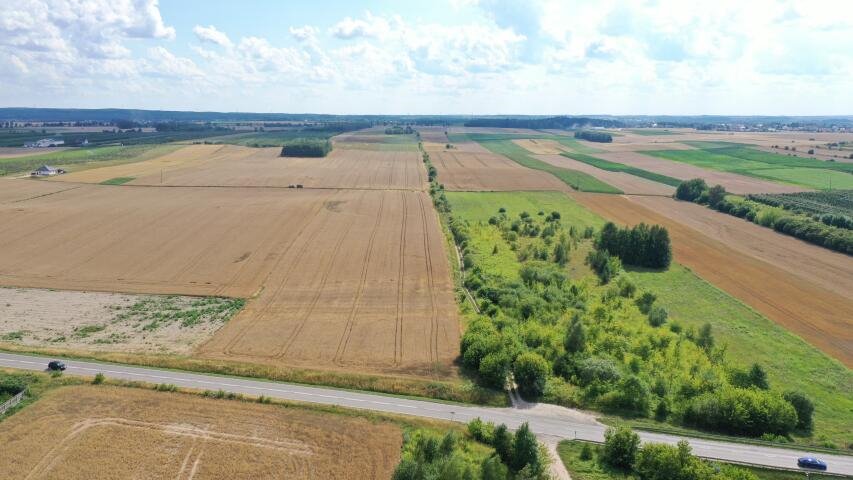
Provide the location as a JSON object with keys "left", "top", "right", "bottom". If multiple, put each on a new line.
{"left": 573, "top": 192, "right": 853, "bottom": 366}
{"left": 432, "top": 150, "right": 566, "bottom": 191}
{"left": 535, "top": 154, "right": 675, "bottom": 195}
{"left": 598, "top": 151, "right": 807, "bottom": 194}
{"left": 0, "top": 386, "right": 401, "bottom": 479}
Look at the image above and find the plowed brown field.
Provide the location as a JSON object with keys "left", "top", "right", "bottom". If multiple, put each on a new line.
{"left": 0, "top": 181, "right": 459, "bottom": 377}
{"left": 432, "top": 150, "right": 566, "bottom": 191}
{"left": 0, "top": 386, "right": 401, "bottom": 479}
{"left": 55, "top": 145, "right": 425, "bottom": 190}
{"left": 572, "top": 192, "right": 853, "bottom": 366}
{"left": 535, "top": 154, "right": 675, "bottom": 195}
{"left": 597, "top": 151, "right": 807, "bottom": 194}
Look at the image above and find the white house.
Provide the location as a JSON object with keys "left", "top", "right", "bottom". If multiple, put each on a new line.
{"left": 30, "top": 165, "right": 65, "bottom": 177}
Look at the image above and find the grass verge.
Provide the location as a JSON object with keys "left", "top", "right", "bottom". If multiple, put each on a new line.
{"left": 100, "top": 176, "right": 135, "bottom": 185}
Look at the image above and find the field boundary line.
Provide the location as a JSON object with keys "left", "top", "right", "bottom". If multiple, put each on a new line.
{"left": 394, "top": 191, "right": 408, "bottom": 366}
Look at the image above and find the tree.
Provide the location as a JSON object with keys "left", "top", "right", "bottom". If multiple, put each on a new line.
{"left": 513, "top": 352, "right": 550, "bottom": 399}
{"left": 783, "top": 391, "right": 814, "bottom": 431}
{"left": 696, "top": 323, "right": 714, "bottom": 351}
{"left": 553, "top": 240, "right": 569, "bottom": 266}
{"left": 675, "top": 178, "right": 708, "bottom": 202}
{"left": 602, "top": 426, "right": 640, "bottom": 470}
{"left": 747, "top": 363, "right": 769, "bottom": 390}
{"left": 481, "top": 455, "right": 509, "bottom": 480}
{"left": 479, "top": 351, "right": 512, "bottom": 389}
{"left": 634, "top": 440, "right": 714, "bottom": 480}
{"left": 511, "top": 423, "right": 541, "bottom": 473}
{"left": 604, "top": 376, "right": 651, "bottom": 415}
{"left": 492, "top": 424, "right": 514, "bottom": 465}
{"left": 647, "top": 305, "right": 668, "bottom": 327}
{"left": 564, "top": 318, "right": 586, "bottom": 354}
{"left": 707, "top": 184, "right": 727, "bottom": 207}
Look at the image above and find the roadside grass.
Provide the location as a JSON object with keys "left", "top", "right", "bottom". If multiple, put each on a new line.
{"left": 0, "top": 144, "right": 180, "bottom": 176}
{"left": 468, "top": 137, "right": 623, "bottom": 193}
{"left": 0, "top": 368, "right": 81, "bottom": 422}
{"left": 561, "top": 152, "right": 683, "bottom": 187}
{"left": 447, "top": 190, "right": 852, "bottom": 449}
{"left": 647, "top": 144, "right": 853, "bottom": 190}
{"left": 0, "top": 343, "right": 507, "bottom": 407}
{"left": 557, "top": 440, "right": 840, "bottom": 480}
{"left": 100, "top": 176, "right": 135, "bottom": 185}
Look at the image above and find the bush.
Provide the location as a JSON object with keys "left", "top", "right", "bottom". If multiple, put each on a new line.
{"left": 577, "top": 357, "right": 622, "bottom": 386}
{"left": 513, "top": 352, "right": 550, "bottom": 399}
{"left": 647, "top": 305, "right": 668, "bottom": 327}
{"left": 683, "top": 387, "right": 798, "bottom": 436}
{"left": 579, "top": 443, "right": 593, "bottom": 460}
{"left": 783, "top": 391, "right": 815, "bottom": 431}
{"left": 602, "top": 426, "right": 640, "bottom": 470}
{"left": 92, "top": 373, "right": 105, "bottom": 385}
{"left": 675, "top": 178, "right": 708, "bottom": 202}
{"left": 634, "top": 440, "right": 713, "bottom": 480}
{"left": 601, "top": 375, "right": 651, "bottom": 415}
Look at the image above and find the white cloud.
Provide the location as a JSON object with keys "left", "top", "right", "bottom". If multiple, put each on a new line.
{"left": 289, "top": 25, "right": 317, "bottom": 41}
{"left": 329, "top": 12, "right": 393, "bottom": 39}
{"left": 193, "top": 25, "right": 232, "bottom": 48}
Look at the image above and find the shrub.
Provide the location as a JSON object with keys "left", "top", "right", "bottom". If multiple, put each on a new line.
{"left": 580, "top": 443, "right": 593, "bottom": 460}
{"left": 707, "top": 184, "right": 727, "bottom": 207}
{"left": 783, "top": 391, "right": 815, "bottom": 431}
{"left": 511, "top": 423, "right": 542, "bottom": 474}
{"left": 513, "top": 352, "right": 550, "bottom": 399}
{"left": 634, "top": 291, "right": 657, "bottom": 314}
{"left": 602, "top": 425, "right": 640, "bottom": 470}
{"left": 601, "top": 375, "right": 651, "bottom": 415}
{"left": 647, "top": 305, "right": 668, "bottom": 327}
{"left": 577, "top": 357, "right": 622, "bottom": 386}
{"left": 675, "top": 178, "right": 708, "bottom": 202}
{"left": 634, "top": 440, "right": 713, "bottom": 480}
{"left": 92, "top": 373, "right": 105, "bottom": 385}
{"left": 683, "top": 387, "right": 798, "bottom": 436}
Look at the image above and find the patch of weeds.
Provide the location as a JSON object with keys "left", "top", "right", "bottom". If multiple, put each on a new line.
{"left": 73, "top": 324, "right": 106, "bottom": 338}
{"left": 1, "top": 330, "right": 27, "bottom": 341}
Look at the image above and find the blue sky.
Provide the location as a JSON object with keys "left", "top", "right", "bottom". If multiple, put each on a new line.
{"left": 1, "top": 0, "right": 851, "bottom": 115}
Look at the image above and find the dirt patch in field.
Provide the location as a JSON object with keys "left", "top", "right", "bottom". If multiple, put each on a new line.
{"left": 0, "top": 182, "right": 460, "bottom": 378}
{"left": 598, "top": 151, "right": 807, "bottom": 194}
{"left": 0, "top": 288, "right": 241, "bottom": 355}
{"left": 534, "top": 154, "right": 675, "bottom": 195}
{"left": 198, "top": 190, "right": 460, "bottom": 378}
{"left": 0, "top": 385, "right": 401, "bottom": 479}
{"left": 432, "top": 150, "right": 566, "bottom": 192}
{"left": 572, "top": 192, "right": 853, "bottom": 367}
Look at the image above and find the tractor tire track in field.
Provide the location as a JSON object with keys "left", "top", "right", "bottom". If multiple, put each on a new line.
{"left": 333, "top": 192, "right": 385, "bottom": 365}
{"left": 394, "top": 191, "right": 408, "bottom": 366}
{"left": 417, "top": 193, "right": 440, "bottom": 373}
{"left": 219, "top": 191, "right": 341, "bottom": 356}
{"left": 276, "top": 191, "right": 366, "bottom": 360}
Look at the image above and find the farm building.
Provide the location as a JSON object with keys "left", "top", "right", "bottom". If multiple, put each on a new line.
{"left": 24, "top": 138, "right": 64, "bottom": 148}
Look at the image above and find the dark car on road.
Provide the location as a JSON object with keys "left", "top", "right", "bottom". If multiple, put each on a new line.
{"left": 47, "top": 360, "right": 66, "bottom": 371}
{"left": 798, "top": 456, "right": 827, "bottom": 471}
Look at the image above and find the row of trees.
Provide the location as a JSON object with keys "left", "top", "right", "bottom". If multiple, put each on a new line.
{"left": 574, "top": 130, "right": 613, "bottom": 143}
{"left": 280, "top": 138, "right": 332, "bottom": 157}
{"left": 596, "top": 222, "right": 672, "bottom": 269}
{"left": 675, "top": 178, "right": 853, "bottom": 254}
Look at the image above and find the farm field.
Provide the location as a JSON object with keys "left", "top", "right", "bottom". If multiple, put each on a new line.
{"left": 0, "top": 288, "right": 243, "bottom": 355}
{"left": 0, "top": 385, "right": 402, "bottom": 479}
{"left": 53, "top": 143, "right": 425, "bottom": 190}
{"left": 0, "top": 177, "right": 79, "bottom": 202}
{"left": 0, "top": 144, "right": 182, "bottom": 177}
{"left": 573, "top": 192, "right": 853, "bottom": 367}
{"left": 533, "top": 153, "right": 675, "bottom": 195}
{"left": 646, "top": 144, "right": 853, "bottom": 190}
{"left": 0, "top": 146, "right": 70, "bottom": 158}
{"left": 430, "top": 150, "right": 567, "bottom": 191}
{"left": 446, "top": 190, "right": 852, "bottom": 446}
{"left": 594, "top": 151, "right": 807, "bottom": 194}
{"left": 0, "top": 181, "right": 459, "bottom": 378}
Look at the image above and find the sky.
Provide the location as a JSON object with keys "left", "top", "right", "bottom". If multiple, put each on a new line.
{"left": 0, "top": 0, "right": 851, "bottom": 115}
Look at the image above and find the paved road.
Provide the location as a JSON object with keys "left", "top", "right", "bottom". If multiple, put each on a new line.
{"left": 1, "top": 352, "right": 850, "bottom": 476}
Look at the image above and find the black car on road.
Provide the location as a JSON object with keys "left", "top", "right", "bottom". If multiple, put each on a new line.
{"left": 47, "top": 360, "right": 66, "bottom": 371}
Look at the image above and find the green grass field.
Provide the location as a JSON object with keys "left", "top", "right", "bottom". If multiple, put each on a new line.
{"left": 205, "top": 130, "right": 334, "bottom": 147}
{"left": 556, "top": 441, "right": 839, "bottom": 480}
{"left": 458, "top": 136, "right": 623, "bottom": 193}
{"left": 100, "top": 177, "right": 135, "bottom": 185}
{"left": 0, "top": 144, "right": 181, "bottom": 176}
{"left": 561, "top": 152, "right": 683, "bottom": 187}
{"left": 447, "top": 190, "right": 852, "bottom": 448}
{"left": 647, "top": 144, "right": 853, "bottom": 190}
{"left": 627, "top": 129, "right": 681, "bottom": 136}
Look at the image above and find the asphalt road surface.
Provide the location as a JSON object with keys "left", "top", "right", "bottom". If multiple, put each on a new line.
{"left": 1, "top": 352, "right": 850, "bottom": 476}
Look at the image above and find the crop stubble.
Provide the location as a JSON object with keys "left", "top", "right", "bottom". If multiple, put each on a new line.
{"left": 0, "top": 386, "right": 401, "bottom": 479}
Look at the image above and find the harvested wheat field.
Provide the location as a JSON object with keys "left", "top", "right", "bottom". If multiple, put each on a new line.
{"left": 0, "top": 147, "right": 70, "bottom": 159}
{"left": 198, "top": 189, "right": 459, "bottom": 377}
{"left": 431, "top": 150, "right": 566, "bottom": 192}
{"left": 513, "top": 139, "right": 568, "bottom": 155}
{"left": 54, "top": 144, "right": 425, "bottom": 190}
{"left": 0, "top": 178, "right": 79, "bottom": 203}
{"left": 0, "top": 182, "right": 460, "bottom": 378}
{"left": 0, "top": 385, "right": 401, "bottom": 479}
{"left": 0, "top": 287, "right": 242, "bottom": 355}
{"left": 534, "top": 154, "right": 675, "bottom": 195}
{"left": 572, "top": 192, "right": 853, "bottom": 367}
{"left": 597, "top": 151, "right": 807, "bottom": 194}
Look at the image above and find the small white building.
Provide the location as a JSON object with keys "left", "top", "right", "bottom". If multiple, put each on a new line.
{"left": 24, "top": 138, "right": 65, "bottom": 148}
{"left": 30, "top": 165, "right": 65, "bottom": 177}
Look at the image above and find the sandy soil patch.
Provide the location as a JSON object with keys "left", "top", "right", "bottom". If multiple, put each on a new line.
{"left": 198, "top": 190, "right": 460, "bottom": 378}
{"left": 0, "top": 288, "right": 241, "bottom": 355}
{"left": 573, "top": 192, "right": 853, "bottom": 367}
{"left": 598, "top": 151, "right": 807, "bottom": 194}
{"left": 0, "top": 385, "right": 401, "bottom": 479}
{"left": 432, "top": 150, "right": 566, "bottom": 192}
{"left": 534, "top": 154, "right": 675, "bottom": 195}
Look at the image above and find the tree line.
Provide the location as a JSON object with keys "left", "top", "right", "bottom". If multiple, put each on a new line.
{"left": 574, "top": 130, "right": 613, "bottom": 143}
